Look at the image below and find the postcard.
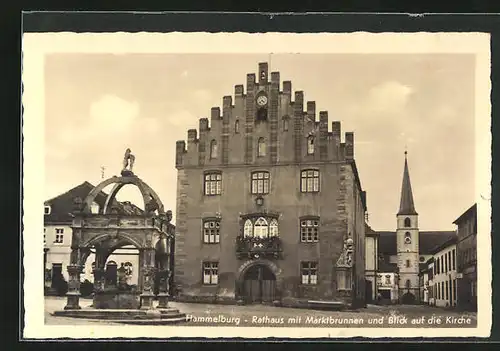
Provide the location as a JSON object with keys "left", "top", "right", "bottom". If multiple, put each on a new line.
{"left": 22, "top": 26, "right": 491, "bottom": 339}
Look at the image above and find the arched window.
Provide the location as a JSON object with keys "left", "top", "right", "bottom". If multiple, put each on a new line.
{"left": 307, "top": 136, "right": 315, "bottom": 154}
{"left": 404, "top": 217, "right": 411, "bottom": 228}
{"left": 90, "top": 201, "right": 100, "bottom": 214}
{"left": 257, "top": 138, "right": 266, "bottom": 157}
{"left": 254, "top": 217, "right": 269, "bottom": 238}
{"left": 210, "top": 140, "right": 218, "bottom": 159}
{"left": 269, "top": 219, "right": 279, "bottom": 237}
{"left": 244, "top": 219, "right": 253, "bottom": 237}
{"left": 234, "top": 120, "right": 240, "bottom": 134}
{"left": 404, "top": 232, "right": 412, "bottom": 244}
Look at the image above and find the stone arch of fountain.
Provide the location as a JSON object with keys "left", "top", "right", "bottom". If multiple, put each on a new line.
{"left": 54, "top": 150, "right": 185, "bottom": 324}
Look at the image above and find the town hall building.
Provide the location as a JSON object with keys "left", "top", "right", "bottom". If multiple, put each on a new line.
{"left": 173, "top": 62, "right": 367, "bottom": 308}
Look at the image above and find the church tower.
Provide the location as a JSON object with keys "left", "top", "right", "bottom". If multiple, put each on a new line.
{"left": 396, "top": 151, "right": 420, "bottom": 304}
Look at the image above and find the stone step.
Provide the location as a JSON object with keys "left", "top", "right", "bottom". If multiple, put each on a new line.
{"left": 52, "top": 308, "right": 186, "bottom": 322}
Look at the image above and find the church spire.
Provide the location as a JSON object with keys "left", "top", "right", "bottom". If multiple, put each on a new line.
{"left": 398, "top": 150, "right": 418, "bottom": 215}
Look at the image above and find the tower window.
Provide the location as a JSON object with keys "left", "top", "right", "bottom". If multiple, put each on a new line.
{"left": 210, "top": 140, "right": 218, "bottom": 159}
{"left": 404, "top": 217, "right": 411, "bottom": 227}
{"left": 257, "top": 138, "right": 266, "bottom": 157}
{"left": 234, "top": 120, "right": 240, "bottom": 134}
{"left": 406, "top": 259, "right": 410, "bottom": 268}
{"left": 404, "top": 232, "right": 412, "bottom": 244}
{"left": 405, "top": 279, "right": 411, "bottom": 289}
{"left": 307, "top": 136, "right": 315, "bottom": 155}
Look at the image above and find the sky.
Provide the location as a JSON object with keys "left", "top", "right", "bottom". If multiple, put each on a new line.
{"left": 44, "top": 53, "right": 476, "bottom": 231}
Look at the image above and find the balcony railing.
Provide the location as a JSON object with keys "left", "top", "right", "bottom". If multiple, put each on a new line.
{"left": 236, "top": 236, "right": 282, "bottom": 259}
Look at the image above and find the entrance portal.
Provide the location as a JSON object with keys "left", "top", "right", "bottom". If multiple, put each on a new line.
{"left": 242, "top": 264, "right": 276, "bottom": 304}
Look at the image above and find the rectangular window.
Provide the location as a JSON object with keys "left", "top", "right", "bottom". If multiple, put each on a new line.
{"left": 445, "top": 281, "right": 449, "bottom": 301}
{"left": 203, "top": 220, "right": 220, "bottom": 244}
{"left": 54, "top": 228, "right": 64, "bottom": 244}
{"left": 444, "top": 254, "right": 448, "bottom": 273}
{"left": 300, "top": 170, "right": 320, "bottom": 193}
{"left": 44, "top": 205, "right": 51, "bottom": 215}
{"left": 441, "top": 282, "right": 444, "bottom": 300}
{"left": 406, "top": 260, "right": 410, "bottom": 268}
{"left": 202, "top": 262, "right": 219, "bottom": 285}
{"left": 452, "top": 249, "right": 456, "bottom": 270}
{"left": 251, "top": 171, "right": 270, "bottom": 195}
{"left": 301, "top": 261, "right": 318, "bottom": 285}
{"left": 204, "top": 172, "right": 222, "bottom": 196}
{"left": 300, "top": 219, "right": 319, "bottom": 243}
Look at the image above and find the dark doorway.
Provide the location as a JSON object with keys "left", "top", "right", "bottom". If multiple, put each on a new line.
{"left": 50, "top": 263, "right": 63, "bottom": 289}
{"left": 242, "top": 264, "right": 276, "bottom": 304}
{"left": 401, "top": 292, "right": 416, "bottom": 304}
{"left": 105, "top": 261, "right": 118, "bottom": 287}
{"left": 365, "top": 279, "right": 373, "bottom": 304}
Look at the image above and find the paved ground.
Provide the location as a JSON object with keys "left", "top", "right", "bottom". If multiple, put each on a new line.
{"left": 45, "top": 296, "right": 477, "bottom": 328}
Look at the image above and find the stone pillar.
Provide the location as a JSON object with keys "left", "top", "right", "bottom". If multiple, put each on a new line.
{"left": 140, "top": 248, "right": 156, "bottom": 310}
{"left": 64, "top": 264, "right": 82, "bottom": 310}
{"left": 157, "top": 269, "right": 171, "bottom": 309}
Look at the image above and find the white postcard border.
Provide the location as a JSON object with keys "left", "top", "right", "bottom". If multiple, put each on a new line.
{"left": 22, "top": 31, "right": 492, "bottom": 339}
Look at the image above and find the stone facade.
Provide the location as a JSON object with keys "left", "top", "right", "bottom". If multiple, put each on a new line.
{"left": 174, "top": 62, "right": 367, "bottom": 307}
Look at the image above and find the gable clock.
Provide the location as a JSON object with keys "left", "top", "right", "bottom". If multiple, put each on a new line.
{"left": 256, "top": 93, "right": 268, "bottom": 108}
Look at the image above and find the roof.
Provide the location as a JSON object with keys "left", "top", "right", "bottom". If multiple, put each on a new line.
{"left": 365, "top": 223, "right": 378, "bottom": 237}
{"left": 397, "top": 153, "right": 418, "bottom": 215}
{"left": 378, "top": 261, "right": 397, "bottom": 273}
{"left": 44, "top": 181, "right": 143, "bottom": 224}
{"left": 428, "top": 235, "right": 458, "bottom": 255}
{"left": 453, "top": 203, "right": 477, "bottom": 225}
{"left": 377, "top": 230, "right": 457, "bottom": 256}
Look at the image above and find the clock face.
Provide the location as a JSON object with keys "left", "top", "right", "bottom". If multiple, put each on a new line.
{"left": 256, "top": 95, "right": 268, "bottom": 106}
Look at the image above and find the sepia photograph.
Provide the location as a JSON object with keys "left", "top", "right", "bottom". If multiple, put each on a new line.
{"left": 22, "top": 29, "right": 491, "bottom": 339}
